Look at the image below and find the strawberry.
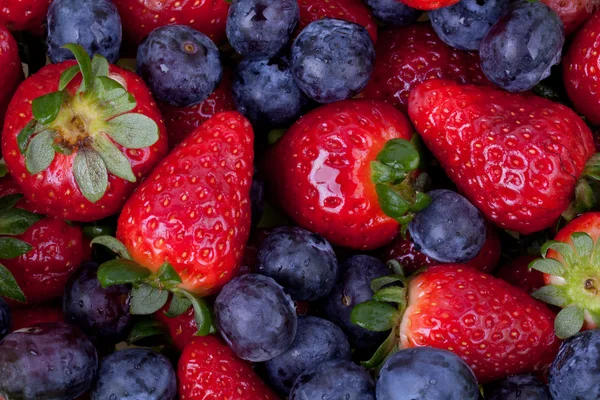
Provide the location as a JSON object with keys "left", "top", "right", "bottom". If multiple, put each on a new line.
{"left": 178, "top": 336, "right": 278, "bottom": 400}
{"left": 10, "top": 306, "right": 64, "bottom": 331}
{"left": 154, "top": 302, "right": 197, "bottom": 351}
{"left": 266, "top": 99, "right": 430, "bottom": 251}
{"left": 542, "top": 0, "right": 599, "bottom": 35}
{"left": 397, "top": 0, "right": 459, "bottom": 11}
{"left": 0, "top": 0, "right": 51, "bottom": 35}
{"left": 113, "top": 0, "right": 230, "bottom": 45}
{"left": 496, "top": 255, "right": 545, "bottom": 294}
{"left": 408, "top": 79, "right": 595, "bottom": 235}
{"left": 361, "top": 23, "right": 487, "bottom": 113}
{"left": 352, "top": 265, "right": 560, "bottom": 383}
{"left": 2, "top": 45, "right": 168, "bottom": 222}
{"left": 297, "top": 0, "right": 378, "bottom": 43}
{"left": 0, "top": 26, "right": 23, "bottom": 130}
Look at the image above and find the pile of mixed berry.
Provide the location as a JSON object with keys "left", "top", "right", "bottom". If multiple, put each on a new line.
{"left": 1, "top": 0, "right": 600, "bottom": 398}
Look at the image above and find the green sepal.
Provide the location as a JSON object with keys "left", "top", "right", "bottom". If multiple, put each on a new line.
{"left": 361, "top": 329, "right": 398, "bottom": 369}
{"left": 529, "top": 258, "right": 565, "bottom": 277}
{"left": 25, "top": 130, "right": 56, "bottom": 174}
{"left": 0, "top": 162, "right": 7, "bottom": 179}
{"left": 376, "top": 138, "right": 420, "bottom": 172}
{"left": 555, "top": 305, "right": 585, "bottom": 339}
{"left": 351, "top": 300, "right": 400, "bottom": 332}
{"left": 130, "top": 283, "right": 169, "bottom": 315}
{"left": 97, "top": 258, "right": 151, "bottom": 287}
{"left": 59, "top": 65, "right": 80, "bottom": 91}
{"left": 174, "top": 288, "right": 215, "bottom": 336}
{"left": 0, "top": 237, "right": 32, "bottom": 259}
{"left": 17, "top": 120, "right": 38, "bottom": 154}
{"left": 371, "top": 161, "right": 406, "bottom": 184}
{"left": 93, "top": 76, "right": 136, "bottom": 118}
{"left": 91, "top": 54, "right": 109, "bottom": 78}
{"left": 89, "top": 133, "right": 136, "bottom": 183}
{"left": 52, "top": 142, "right": 73, "bottom": 156}
{"left": 0, "top": 208, "right": 44, "bottom": 236}
{"left": 155, "top": 262, "right": 182, "bottom": 289}
{"left": 531, "top": 285, "right": 567, "bottom": 307}
{"left": 371, "top": 274, "right": 406, "bottom": 293}
{"left": 267, "top": 128, "right": 286, "bottom": 145}
{"left": 73, "top": 148, "right": 108, "bottom": 203}
{"left": 127, "top": 317, "right": 167, "bottom": 345}
{"left": 571, "top": 232, "right": 594, "bottom": 258}
{"left": 0, "top": 194, "right": 23, "bottom": 211}
{"left": 83, "top": 225, "right": 114, "bottom": 239}
{"left": 63, "top": 43, "right": 93, "bottom": 91}
{"left": 105, "top": 113, "right": 159, "bottom": 149}
{"left": 90, "top": 235, "right": 131, "bottom": 259}
{"left": 32, "top": 91, "right": 65, "bottom": 125}
{"left": 562, "top": 180, "right": 595, "bottom": 222}
{"left": 541, "top": 240, "right": 576, "bottom": 264}
{"left": 376, "top": 184, "right": 411, "bottom": 219}
{"left": 372, "top": 286, "right": 406, "bottom": 304}
{"left": 165, "top": 294, "right": 192, "bottom": 318}
{"left": 0, "top": 262, "right": 26, "bottom": 302}
{"left": 410, "top": 191, "right": 432, "bottom": 212}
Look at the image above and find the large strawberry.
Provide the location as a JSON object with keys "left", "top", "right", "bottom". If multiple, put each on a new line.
{"left": 542, "top": 0, "right": 599, "bottom": 35}
{"left": 352, "top": 265, "right": 560, "bottom": 383}
{"left": 361, "top": 23, "right": 487, "bottom": 112}
{"left": 496, "top": 255, "right": 545, "bottom": 295}
{"left": 2, "top": 45, "right": 168, "bottom": 222}
{"left": 266, "top": 99, "right": 430, "bottom": 250}
{"left": 113, "top": 0, "right": 229, "bottom": 45}
{"left": 0, "top": 26, "right": 23, "bottom": 130}
{"left": 0, "top": 0, "right": 51, "bottom": 35}
{"left": 408, "top": 79, "right": 595, "bottom": 235}
{"left": 397, "top": 0, "right": 459, "bottom": 11}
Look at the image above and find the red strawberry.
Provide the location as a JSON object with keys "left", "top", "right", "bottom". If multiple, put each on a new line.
{"left": 397, "top": 0, "right": 459, "bottom": 11}
{"left": 297, "top": 0, "right": 378, "bottom": 43}
{"left": 2, "top": 46, "right": 168, "bottom": 222}
{"left": 266, "top": 99, "right": 429, "bottom": 250}
{"left": 564, "top": 11, "right": 600, "bottom": 125}
{"left": 542, "top": 0, "right": 599, "bottom": 35}
{"left": 154, "top": 303, "right": 197, "bottom": 351}
{"left": 178, "top": 336, "right": 279, "bottom": 400}
{"left": 408, "top": 79, "right": 595, "bottom": 235}
{"left": 496, "top": 256, "right": 545, "bottom": 294}
{"left": 114, "top": 0, "right": 229, "bottom": 45}
{"left": 10, "top": 306, "right": 64, "bottom": 331}
{"left": 0, "top": 26, "right": 23, "bottom": 130}
{"left": 361, "top": 23, "right": 487, "bottom": 112}
{"left": 0, "top": 0, "right": 51, "bottom": 35}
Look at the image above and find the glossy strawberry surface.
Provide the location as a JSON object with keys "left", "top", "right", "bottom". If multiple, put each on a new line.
{"left": 0, "top": 0, "right": 51, "bottom": 35}
{"left": 398, "top": 0, "right": 460, "bottom": 11}
{"left": 0, "top": 26, "right": 23, "bottom": 130}
{"left": 542, "top": 0, "right": 599, "bottom": 35}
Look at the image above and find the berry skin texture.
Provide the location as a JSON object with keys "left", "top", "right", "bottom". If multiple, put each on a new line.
{"left": 117, "top": 112, "right": 254, "bottom": 295}
{"left": 408, "top": 79, "right": 595, "bottom": 235}
{"left": 91, "top": 348, "right": 177, "bottom": 400}
{"left": 0, "top": 323, "right": 98, "bottom": 400}
{"left": 0, "top": 26, "right": 23, "bottom": 130}
{"left": 267, "top": 99, "right": 413, "bottom": 250}
{"left": 495, "top": 256, "right": 544, "bottom": 294}
{"left": 10, "top": 306, "right": 64, "bottom": 331}
{"left": 400, "top": 265, "right": 560, "bottom": 383}
{"left": 397, "top": 0, "right": 460, "bottom": 11}
{"left": 0, "top": 0, "right": 51, "bottom": 35}
{"left": 376, "top": 347, "right": 479, "bottom": 400}
{"left": 178, "top": 335, "right": 279, "bottom": 400}
{"left": 363, "top": 0, "right": 421, "bottom": 27}
{"left": 486, "top": 375, "right": 551, "bottom": 400}
{"left": 0, "top": 298, "right": 10, "bottom": 339}
{"left": 361, "top": 23, "right": 488, "bottom": 113}
{"left": 542, "top": 0, "right": 600, "bottom": 35}
{"left": 2, "top": 61, "right": 169, "bottom": 222}
{"left": 154, "top": 303, "right": 197, "bottom": 351}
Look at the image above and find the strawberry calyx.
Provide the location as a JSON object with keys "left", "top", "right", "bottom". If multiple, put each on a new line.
{"left": 17, "top": 44, "right": 160, "bottom": 204}
{"left": 563, "top": 154, "right": 600, "bottom": 221}
{"left": 91, "top": 235, "right": 215, "bottom": 336}
{"left": 530, "top": 231, "right": 600, "bottom": 339}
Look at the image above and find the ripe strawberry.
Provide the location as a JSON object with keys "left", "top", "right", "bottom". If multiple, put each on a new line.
{"left": 496, "top": 256, "right": 545, "bottom": 294}
{"left": 266, "top": 99, "right": 430, "bottom": 250}
{"left": 408, "top": 79, "right": 595, "bottom": 235}
{"left": 114, "top": 0, "right": 229, "bottom": 45}
{"left": 0, "top": 0, "right": 51, "bottom": 35}
{"left": 179, "top": 336, "right": 278, "bottom": 400}
{"left": 397, "top": 0, "right": 459, "bottom": 11}
{"left": 352, "top": 265, "right": 559, "bottom": 383}
{"left": 154, "top": 302, "right": 197, "bottom": 351}
{"left": 361, "top": 24, "right": 487, "bottom": 113}
{"left": 542, "top": 0, "right": 599, "bottom": 35}
{"left": 2, "top": 45, "right": 168, "bottom": 222}
{"left": 10, "top": 306, "right": 64, "bottom": 331}
{"left": 297, "top": 0, "right": 378, "bottom": 43}
{"left": 0, "top": 26, "right": 23, "bottom": 130}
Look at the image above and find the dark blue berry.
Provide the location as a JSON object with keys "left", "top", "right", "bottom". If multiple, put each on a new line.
{"left": 548, "top": 329, "right": 600, "bottom": 400}
{"left": 91, "top": 348, "right": 177, "bottom": 400}
{"left": 63, "top": 261, "right": 131, "bottom": 343}
{"left": 408, "top": 189, "right": 486, "bottom": 263}
{"left": 429, "top": 0, "right": 509, "bottom": 51}
{"left": 0, "top": 298, "right": 10, "bottom": 340}
{"left": 47, "top": 0, "right": 122, "bottom": 64}
{"left": 486, "top": 375, "right": 551, "bottom": 400}
{"left": 377, "top": 347, "right": 479, "bottom": 400}
{"left": 321, "top": 255, "right": 390, "bottom": 352}
{"left": 257, "top": 226, "right": 338, "bottom": 301}
{"left": 251, "top": 168, "right": 265, "bottom": 229}
{"left": 214, "top": 273, "right": 297, "bottom": 362}
{"left": 291, "top": 18, "right": 375, "bottom": 103}
{"left": 290, "top": 359, "right": 376, "bottom": 400}
{"left": 364, "top": 0, "right": 421, "bottom": 27}
{"left": 265, "top": 316, "right": 352, "bottom": 395}
{"left": 0, "top": 323, "right": 97, "bottom": 400}
{"left": 479, "top": 0, "right": 565, "bottom": 92}
{"left": 137, "top": 25, "right": 222, "bottom": 107}
{"left": 226, "top": 0, "right": 299, "bottom": 60}
{"left": 233, "top": 57, "right": 311, "bottom": 129}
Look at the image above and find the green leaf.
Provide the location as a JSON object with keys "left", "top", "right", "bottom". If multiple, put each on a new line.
{"left": 91, "top": 54, "right": 109, "bottom": 78}
{"left": 90, "top": 235, "right": 131, "bottom": 259}
{"left": 409, "top": 192, "right": 431, "bottom": 213}
{"left": 0, "top": 208, "right": 44, "bottom": 235}
{"left": 175, "top": 289, "right": 215, "bottom": 336}
{"left": 17, "top": 120, "right": 37, "bottom": 154}
{"left": 130, "top": 283, "right": 169, "bottom": 315}
{"left": 555, "top": 305, "right": 585, "bottom": 339}
{"left": 529, "top": 258, "right": 566, "bottom": 277}
{"left": 127, "top": 317, "right": 167, "bottom": 344}
{"left": 0, "top": 237, "right": 32, "bottom": 259}
{"left": 97, "top": 258, "right": 150, "bottom": 287}
{"left": 59, "top": 65, "right": 80, "bottom": 91}
{"left": 63, "top": 43, "right": 93, "bottom": 91}
{"left": 105, "top": 113, "right": 159, "bottom": 149}
{"left": 0, "top": 263, "right": 26, "bottom": 302}
{"left": 371, "top": 275, "right": 405, "bottom": 293}
{"left": 361, "top": 329, "right": 398, "bottom": 369}
{"left": 531, "top": 285, "right": 567, "bottom": 307}
{"left": 267, "top": 128, "right": 286, "bottom": 145}
{"left": 165, "top": 295, "right": 192, "bottom": 318}
{"left": 541, "top": 240, "right": 576, "bottom": 264}
{"left": 350, "top": 301, "right": 399, "bottom": 332}
{"left": 73, "top": 148, "right": 108, "bottom": 203}
{"left": 156, "top": 263, "right": 182, "bottom": 288}
{"left": 0, "top": 194, "right": 23, "bottom": 211}
{"left": 373, "top": 286, "right": 406, "bottom": 304}
{"left": 25, "top": 131, "right": 56, "bottom": 174}
{"left": 94, "top": 77, "right": 136, "bottom": 118}
{"left": 376, "top": 139, "right": 420, "bottom": 172}
{"left": 0, "top": 163, "right": 7, "bottom": 178}
{"left": 52, "top": 142, "right": 73, "bottom": 156}
{"left": 90, "top": 133, "right": 136, "bottom": 182}
{"left": 571, "top": 232, "right": 594, "bottom": 258}
{"left": 371, "top": 161, "right": 406, "bottom": 184}
{"left": 83, "top": 225, "right": 114, "bottom": 239}
{"left": 32, "top": 91, "right": 65, "bottom": 125}
{"left": 376, "top": 184, "right": 411, "bottom": 219}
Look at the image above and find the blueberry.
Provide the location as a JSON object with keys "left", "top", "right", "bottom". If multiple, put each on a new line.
{"left": 290, "top": 359, "right": 376, "bottom": 400}
{"left": 47, "top": 0, "right": 122, "bottom": 64}
{"left": 257, "top": 226, "right": 338, "bottom": 301}
{"left": 214, "top": 273, "right": 297, "bottom": 362}
{"left": 265, "top": 316, "right": 352, "bottom": 395}
{"left": 364, "top": 0, "right": 421, "bottom": 27}
{"left": 479, "top": 0, "right": 564, "bottom": 92}
{"left": 486, "top": 375, "right": 551, "bottom": 400}
{"left": 429, "top": 0, "right": 509, "bottom": 51}
{"left": 291, "top": 18, "right": 375, "bottom": 103}
{"left": 91, "top": 348, "right": 176, "bottom": 400}
{"left": 548, "top": 329, "right": 600, "bottom": 400}
{"left": 0, "top": 298, "right": 10, "bottom": 339}
{"left": 137, "top": 25, "right": 222, "bottom": 107}
{"left": 233, "top": 57, "right": 311, "bottom": 129}
{"left": 408, "top": 189, "right": 486, "bottom": 263}
{"left": 226, "top": 0, "right": 299, "bottom": 60}
{"left": 321, "top": 255, "right": 390, "bottom": 351}
{"left": 251, "top": 168, "right": 265, "bottom": 229}
{"left": 0, "top": 323, "right": 97, "bottom": 400}
{"left": 377, "top": 347, "right": 479, "bottom": 400}
{"left": 63, "top": 261, "right": 131, "bottom": 343}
